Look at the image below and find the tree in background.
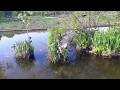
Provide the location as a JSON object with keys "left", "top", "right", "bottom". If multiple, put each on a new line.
{"left": 17, "top": 11, "right": 34, "bottom": 29}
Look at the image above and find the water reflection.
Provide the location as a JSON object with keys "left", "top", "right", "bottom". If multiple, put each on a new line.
{"left": 0, "top": 32, "right": 16, "bottom": 38}
{"left": 0, "top": 62, "right": 7, "bottom": 79}
{"left": 0, "top": 32, "right": 34, "bottom": 38}
{"left": 0, "top": 35, "right": 1, "bottom": 40}
{"left": 16, "top": 59, "right": 35, "bottom": 72}
{"left": 50, "top": 62, "right": 82, "bottom": 79}
{"left": 90, "top": 56, "right": 120, "bottom": 79}
{"left": 50, "top": 54, "right": 120, "bottom": 79}
{"left": 1, "top": 30, "right": 120, "bottom": 79}
{"left": 6, "top": 62, "right": 13, "bottom": 69}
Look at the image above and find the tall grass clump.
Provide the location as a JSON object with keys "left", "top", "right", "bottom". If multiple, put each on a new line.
{"left": 48, "top": 26, "right": 68, "bottom": 64}
{"left": 74, "top": 29, "right": 94, "bottom": 49}
{"left": 74, "top": 30, "right": 88, "bottom": 48}
{"left": 92, "top": 27, "right": 120, "bottom": 55}
{"left": 14, "top": 40, "right": 34, "bottom": 60}
{"left": 74, "top": 27, "right": 120, "bottom": 57}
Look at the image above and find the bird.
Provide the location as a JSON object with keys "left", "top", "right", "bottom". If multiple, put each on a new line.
{"left": 28, "top": 36, "right": 32, "bottom": 42}
{"left": 11, "top": 44, "right": 16, "bottom": 48}
{"left": 82, "top": 14, "right": 87, "bottom": 17}
{"left": 29, "top": 36, "right": 31, "bottom": 39}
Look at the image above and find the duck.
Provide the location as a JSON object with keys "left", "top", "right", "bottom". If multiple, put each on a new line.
{"left": 28, "top": 36, "right": 32, "bottom": 42}
{"left": 29, "top": 36, "right": 31, "bottom": 39}
{"left": 11, "top": 44, "right": 16, "bottom": 48}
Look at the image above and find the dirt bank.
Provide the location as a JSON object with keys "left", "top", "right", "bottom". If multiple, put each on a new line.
{"left": 0, "top": 28, "right": 47, "bottom": 32}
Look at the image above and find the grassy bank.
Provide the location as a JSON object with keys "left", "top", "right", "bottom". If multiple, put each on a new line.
{"left": 59, "top": 11, "right": 120, "bottom": 30}
{"left": 1, "top": 12, "right": 119, "bottom": 30}
{"left": 0, "top": 16, "right": 62, "bottom": 29}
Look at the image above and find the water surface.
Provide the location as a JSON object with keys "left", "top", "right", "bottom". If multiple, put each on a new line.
{"left": 0, "top": 30, "right": 120, "bottom": 79}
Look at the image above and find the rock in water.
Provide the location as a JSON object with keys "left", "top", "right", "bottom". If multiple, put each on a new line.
{"left": 67, "top": 43, "right": 76, "bottom": 63}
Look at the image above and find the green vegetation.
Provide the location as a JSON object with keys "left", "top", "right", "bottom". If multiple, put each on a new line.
{"left": 17, "top": 11, "right": 34, "bottom": 29}
{"left": 60, "top": 11, "right": 120, "bottom": 30}
{"left": 14, "top": 40, "right": 34, "bottom": 60}
{"left": 92, "top": 27, "right": 120, "bottom": 55}
{"left": 0, "top": 17, "right": 14, "bottom": 23}
{"left": 47, "top": 11, "right": 120, "bottom": 63}
{"left": 74, "top": 27, "right": 120, "bottom": 57}
{"left": 74, "top": 29, "right": 94, "bottom": 49}
{"left": 0, "top": 11, "right": 120, "bottom": 30}
{"left": 0, "top": 11, "right": 65, "bottom": 29}
{"left": 48, "top": 27, "right": 68, "bottom": 64}
{"left": 0, "top": 11, "right": 120, "bottom": 62}
{"left": 0, "top": 16, "right": 61, "bottom": 29}
{"left": 74, "top": 30, "right": 88, "bottom": 48}
{"left": 0, "top": 21, "right": 26, "bottom": 29}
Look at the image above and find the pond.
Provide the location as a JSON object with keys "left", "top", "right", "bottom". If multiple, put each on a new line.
{"left": 0, "top": 30, "right": 120, "bottom": 79}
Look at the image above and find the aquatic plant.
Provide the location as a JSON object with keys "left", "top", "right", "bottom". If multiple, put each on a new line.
{"left": 92, "top": 27, "right": 120, "bottom": 55}
{"left": 74, "top": 27, "right": 120, "bottom": 57}
{"left": 14, "top": 40, "right": 34, "bottom": 60}
{"left": 48, "top": 27, "right": 68, "bottom": 64}
{"left": 61, "top": 48, "right": 68, "bottom": 61}
{"left": 74, "top": 29, "right": 91, "bottom": 49}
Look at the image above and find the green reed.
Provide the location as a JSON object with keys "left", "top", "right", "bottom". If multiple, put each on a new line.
{"left": 92, "top": 27, "right": 120, "bottom": 55}
{"left": 48, "top": 27, "right": 68, "bottom": 64}
{"left": 74, "top": 29, "right": 91, "bottom": 48}
{"left": 74, "top": 27, "right": 120, "bottom": 56}
{"left": 14, "top": 40, "right": 34, "bottom": 59}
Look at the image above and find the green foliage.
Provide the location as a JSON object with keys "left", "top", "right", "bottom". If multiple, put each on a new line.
{"left": 0, "top": 21, "right": 25, "bottom": 29}
{"left": 0, "top": 17, "right": 14, "bottom": 23}
{"left": 61, "top": 48, "right": 68, "bottom": 61}
{"left": 60, "top": 11, "right": 120, "bottom": 30}
{"left": 33, "top": 11, "right": 71, "bottom": 17}
{"left": 75, "top": 27, "right": 120, "bottom": 56}
{"left": 0, "top": 16, "right": 60, "bottom": 29}
{"left": 17, "top": 11, "right": 34, "bottom": 28}
{"left": 12, "top": 11, "right": 18, "bottom": 17}
{"left": 74, "top": 30, "right": 89, "bottom": 48}
{"left": 48, "top": 27, "right": 68, "bottom": 64}
{"left": 92, "top": 27, "right": 120, "bottom": 55}
{"left": 92, "top": 47, "right": 103, "bottom": 53}
{"left": 0, "top": 11, "right": 4, "bottom": 18}
{"left": 14, "top": 40, "right": 34, "bottom": 59}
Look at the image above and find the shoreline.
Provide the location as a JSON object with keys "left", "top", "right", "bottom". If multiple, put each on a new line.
{"left": 86, "top": 24, "right": 116, "bottom": 28}
{"left": 0, "top": 23, "right": 118, "bottom": 32}
{"left": 76, "top": 48, "right": 120, "bottom": 60}
{"left": 0, "top": 28, "right": 47, "bottom": 32}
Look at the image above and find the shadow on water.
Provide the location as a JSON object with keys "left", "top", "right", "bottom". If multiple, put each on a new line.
{"left": 0, "top": 62, "right": 7, "bottom": 79}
